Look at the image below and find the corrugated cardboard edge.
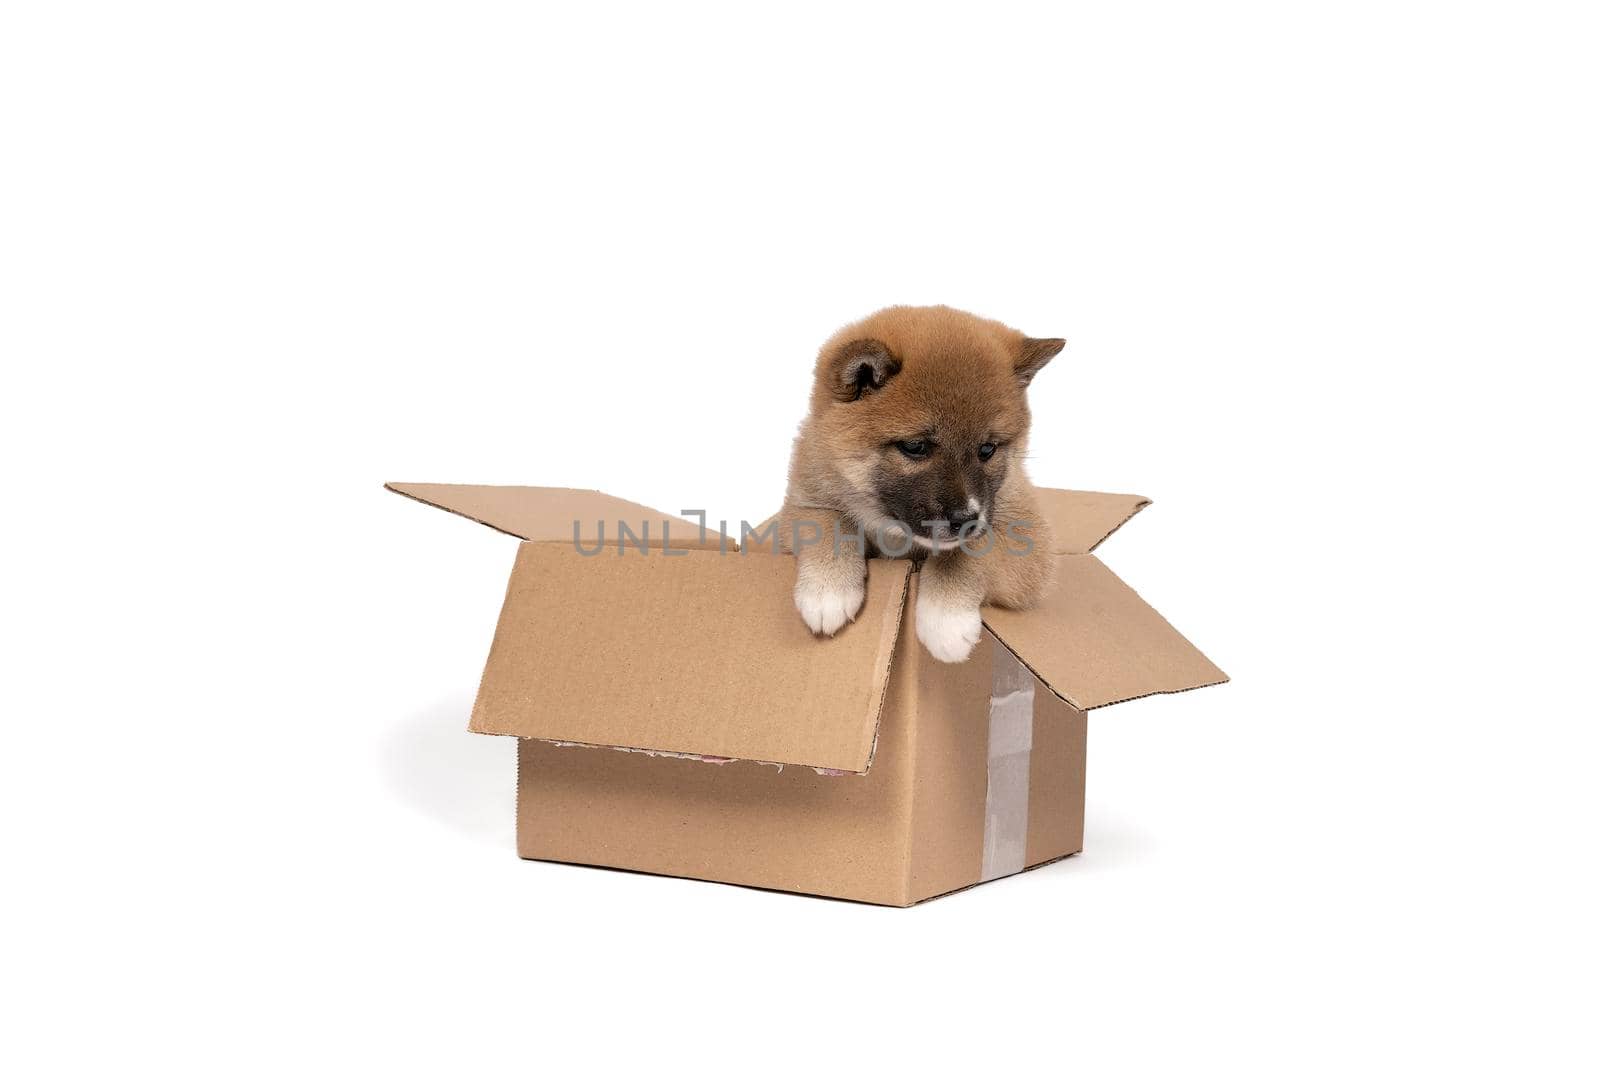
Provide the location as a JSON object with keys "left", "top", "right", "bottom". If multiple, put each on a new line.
{"left": 1084, "top": 496, "right": 1150, "bottom": 553}
{"left": 859, "top": 564, "right": 914, "bottom": 774}
{"left": 1033, "top": 488, "right": 1152, "bottom": 554}
{"left": 893, "top": 573, "right": 922, "bottom": 905}
{"left": 473, "top": 561, "right": 915, "bottom": 776}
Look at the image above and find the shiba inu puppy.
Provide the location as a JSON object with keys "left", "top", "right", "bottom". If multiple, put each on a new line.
{"left": 780, "top": 305, "right": 1062, "bottom": 663}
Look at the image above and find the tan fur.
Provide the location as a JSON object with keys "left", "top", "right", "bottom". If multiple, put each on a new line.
{"left": 780, "top": 305, "right": 1062, "bottom": 661}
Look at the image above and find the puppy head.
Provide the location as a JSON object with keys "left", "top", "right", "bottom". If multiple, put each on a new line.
{"left": 806, "top": 305, "right": 1063, "bottom": 549}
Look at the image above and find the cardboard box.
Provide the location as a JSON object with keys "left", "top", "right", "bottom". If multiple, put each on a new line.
{"left": 389, "top": 482, "right": 1227, "bottom": 905}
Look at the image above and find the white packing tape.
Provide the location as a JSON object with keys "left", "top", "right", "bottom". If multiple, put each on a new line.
{"left": 980, "top": 642, "right": 1036, "bottom": 881}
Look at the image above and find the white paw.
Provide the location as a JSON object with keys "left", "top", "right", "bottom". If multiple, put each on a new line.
{"left": 795, "top": 578, "right": 865, "bottom": 636}
{"left": 916, "top": 598, "right": 983, "bottom": 663}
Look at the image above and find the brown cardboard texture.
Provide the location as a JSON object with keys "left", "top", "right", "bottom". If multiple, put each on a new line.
{"left": 388, "top": 482, "right": 1227, "bottom": 905}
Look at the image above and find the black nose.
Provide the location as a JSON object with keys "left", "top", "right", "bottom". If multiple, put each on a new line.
{"left": 944, "top": 505, "right": 981, "bottom": 529}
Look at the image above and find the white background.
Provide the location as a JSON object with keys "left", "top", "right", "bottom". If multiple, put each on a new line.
{"left": 4, "top": 2, "right": 1597, "bottom": 1063}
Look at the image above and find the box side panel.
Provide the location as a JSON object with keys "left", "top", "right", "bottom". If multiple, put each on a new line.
{"left": 905, "top": 629, "right": 994, "bottom": 903}
{"left": 1025, "top": 691, "right": 1086, "bottom": 867}
{"left": 904, "top": 638, "right": 1088, "bottom": 903}
{"left": 514, "top": 657, "right": 918, "bottom": 906}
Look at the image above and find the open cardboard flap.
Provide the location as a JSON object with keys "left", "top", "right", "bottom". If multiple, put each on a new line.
{"left": 471, "top": 542, "right": 913, "bottom": 773}
{"left": 982, "top": 554, "right": 1227, "bottom": 710}
{"left": 386, "top": 482, "right": 731, "bottom": 549}
{"left": 394, "top": 481, "right": 1220, "bottom": 759}
{"left": 1034, "top": 488, "right": 1151, "bottom": 554}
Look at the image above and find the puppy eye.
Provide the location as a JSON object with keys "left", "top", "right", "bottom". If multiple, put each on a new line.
{"left": 978, "top": 442, "right": 998, "bottom": 462}
{"left": 896, "top": 439, "right": 932, "bottom": 459}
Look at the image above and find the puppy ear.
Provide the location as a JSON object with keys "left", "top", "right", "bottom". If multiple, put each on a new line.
{"left": 830, "top": 338, "right": 901, "bottom": 402}
{"left": 1016, "top": 337, "right": 1065, "bottom": 387}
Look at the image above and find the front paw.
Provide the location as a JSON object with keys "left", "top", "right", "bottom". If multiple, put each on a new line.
{"left": 916, "top": 596, "right": 983, "bottom": 663}
{"left": 795, "top": 575, "right": 866, "bottom": 636}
